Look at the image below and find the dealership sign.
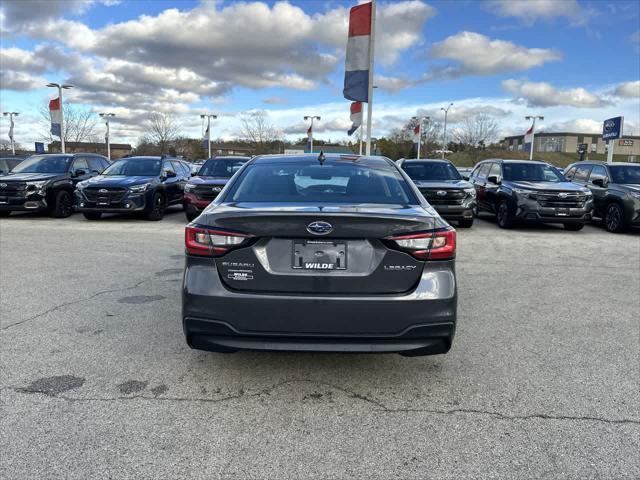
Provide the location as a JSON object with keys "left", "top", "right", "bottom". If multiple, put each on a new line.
{"left": 602, "top": 116, "right": 623, "bottom": 140}
{"left": 618, "top": 139, "right": 633, "bottom": 147}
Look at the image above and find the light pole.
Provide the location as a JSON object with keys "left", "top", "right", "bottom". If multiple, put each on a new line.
{"left": 46, "top": 82, "right": 73, "bottom": 153}
{"left": 99, "top": 113, "right": 116, "bottom": 160}
{"left": 3, "top": 112, "right": 19, "bottom": 155}
{"left": 524, "top": 115, "right": 544, "bottom": 161}
{"left": 304, "top": 115, "right": 321, "bottom": 153}
{"left": 411, "top": 115, "right": 431, "bottom": 160}
{"left": 200, "top": 114, "right": 217, "bottom": 158}
{"left": 441, "top": 103, "right": 453, "bottom": 159}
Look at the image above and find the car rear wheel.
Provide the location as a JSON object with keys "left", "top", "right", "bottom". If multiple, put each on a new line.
{"left": 146, "top": 192, "right": 165, "bottom": 221}
{"left": 185, "top": 211, "right": 198, "bottom": 222}
{"left": 604, "top": 203, "right": 626, "bottom": 233}
{"left": 83, "top": 212, "right": 102, "bottom": 220}
{"left": 51, "top": 190, "right": 73, "bottom": 218}
{"left": 496, "top": 200, "right": 514, "bottom": 229}
{"left": 458, "top": 218, "right": 474, "bottom": 228}
{"left": 564, "top": 223, "right": 584, "bottom": 231}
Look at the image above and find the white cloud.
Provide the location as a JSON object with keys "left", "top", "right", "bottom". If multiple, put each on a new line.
{"left": 263, "top": 96, "right": 289, "bottom": 105}
{"left": 429, "top": 31, "right": 561, "bottom": 78}
{"left": 0, "top": 71, "right": 45, "bottom": 91}
{"left": 546, "top": 119, "right": 603, "bottom": 134}
{"left": 484, "top": 0, "right": 591, "bottom": 26}
{"left": 613, "top": 81, "right": 640, "bottom": 98}
{"left": 502, "top": 79, "right": 610, "bottom": 108}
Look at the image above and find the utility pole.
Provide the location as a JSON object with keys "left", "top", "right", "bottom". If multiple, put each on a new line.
{"left": 200, "top": 114, "right": 217, "bottom": 158}
{"left": 46, "top": 82, "right": 73, "bottom": 153}
{"left": 3, "top": 112, "right": 19, "bottom": 155}
{"left": 441, "top": 103, "right": 453, "bottom": 159}
{"left": 412, "top": 115, "right": 431, "bottom": 160}
{"left": 304, "top": 115, "right": 320, "bottom": 153}
{"left": 525, "top": 115, "right": 544, "bottom": 161}
{"left": 99, "top": 113, "right": 116, "bottom": 160}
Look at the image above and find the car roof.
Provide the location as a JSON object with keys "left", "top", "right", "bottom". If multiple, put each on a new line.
{"left": 568, "top": 161, "right": 639, "bottom": 166}
{"left": 207, "top": 156, "right": 251, "bottom": 160}
{"left": 250, "top": 153, "right": 394, "bottom": 168}
{"left": 479, "top": 158, "right": 547, "bottom": 164}
{"left": 401, "top": 158, "right": 452, "bottom": 163}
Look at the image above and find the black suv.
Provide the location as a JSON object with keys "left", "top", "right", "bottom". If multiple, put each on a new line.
{"left": 565, "top": 161, "right": 640, "bottom": 232}
{"left": 469, "top": 159, "right": 594, "bottom": 230}
{"left": 0, "top": 153, "right": 109, "bottom": 218}
{"left": 75, "top": 156, "right": 190, "bottom": 220}
{"left": 398, "top": 158, "right": 476, "bottom": 227}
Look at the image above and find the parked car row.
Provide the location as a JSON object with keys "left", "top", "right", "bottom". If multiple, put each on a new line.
{"left": 0, "top": 154, "right": 251, "bottom": 221}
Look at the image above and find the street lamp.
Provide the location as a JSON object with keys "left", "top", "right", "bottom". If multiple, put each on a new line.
{"left": 411, "top": 115, "right": 431, "bottom": 160}
{"left": 524, "top": 115, "right": 544, "bottom": 161}
{"left": 200, "top": 114, "right": 217, "bottom": 158}
{"left": 304, "top": 115, "right": 321, "bottom": 153}
{"left": 441, "top": 103, "right": 453, "bottom": 159}
{"left": 46, "top": 82, "right": 73, "bottom": 153}
{"left": 2, "top": 112, "right": 19, "bottom": 155}
{"left": 99, "top": 113, "right": 116, "bottom": 160}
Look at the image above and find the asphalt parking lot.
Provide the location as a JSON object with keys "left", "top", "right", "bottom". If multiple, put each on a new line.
{"left": 1, "top": 208, "right": 639, "bottom": 479}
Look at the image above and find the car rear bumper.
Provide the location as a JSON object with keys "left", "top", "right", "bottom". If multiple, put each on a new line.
{"left": 182, "top": 256, "right": 457, "bottom": 355}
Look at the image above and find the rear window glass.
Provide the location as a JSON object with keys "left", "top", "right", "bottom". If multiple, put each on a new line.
{"left": 227, "top": 161, "right": 417, "bottom": 204}
{"left": 198, "top": 158, "right": 247, "bottom": 178}
{"left": 402, "top": 162, "right": 461, "bottom": 181}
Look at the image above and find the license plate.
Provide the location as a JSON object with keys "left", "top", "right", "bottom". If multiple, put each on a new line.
{"left": 97, "top": 196, "right": 109, "bottom": 206}
{"left": 292, "top": 240, "right": 347, "bottom": 270}
{"left": 556, "top": 208, "right": 569, "bottom": 216}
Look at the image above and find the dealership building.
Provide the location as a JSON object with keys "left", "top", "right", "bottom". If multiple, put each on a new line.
{"left": 501, "top": 132, "right": 640, "bottom": 159}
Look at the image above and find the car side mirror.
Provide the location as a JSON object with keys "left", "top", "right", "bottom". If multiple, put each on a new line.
{"left": 191, "top": 171, "right": 197, "bottom": 177}
{"left": 163, "top": 170, "right": 177, "bottom": 178}
{"left": 74, "top": 169, "right": 86, "bottom": 177}
{"left": 487, "top": 175, "right": 501, "bottom": 185}
{"left": 592, "top": 178, "right": 605, "bottom": 187}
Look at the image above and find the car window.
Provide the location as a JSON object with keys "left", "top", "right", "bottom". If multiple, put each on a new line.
{"left": 87, "top": 157, "right": 105, "bottom": 173}
{"left": 0, "top": 160, "right": 8, "bottom": 174}
{"left": 401, "top": 162, "right": 461, "bottom": 181}
{"left": 198, "top": 158, "right": 248, "bottom": 178}
{"left": 488, "top": 163, "right": 501, "bottom": 179}
{"left": 72, "top": 157, "right": 89, "bottom": 173}
{"left": 564, "top": 166, "right": 577, "bottom": 180}
{"left": 170, "top": 161, "right": 183, "bottom": 176}
{"left": 163, "top": 161, "right": 175, "bottom": 174}
{"left": 589, "top": 165, "right": 608, "bottom": 184}
{"left": 573, "top": 165, "right": 592, "bottom": 182}
{"left": 476, "top": 163, "right": 491, "bottom": 179}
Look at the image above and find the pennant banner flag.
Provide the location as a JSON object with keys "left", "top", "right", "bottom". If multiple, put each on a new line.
{"left": 413, "top": 124, "right": 421, "bottom": 144}
{"left": 49, "top": 97, "right": 62, "bottom": 138}
{"left": 306, "top": 125, "right": 313, "bottom": 150}
{"left": 343, "top": 2, "right": 372, "bottom": 103}
{"left": 347, "top": 101, "right": 363, "bottom": 136}
{"left": 524, "top": 123, "right": 534, "bottom": 144}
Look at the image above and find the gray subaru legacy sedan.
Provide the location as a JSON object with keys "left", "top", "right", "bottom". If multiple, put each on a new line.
{"left": 182, "top": 153, "right": 457, "bottom": 356}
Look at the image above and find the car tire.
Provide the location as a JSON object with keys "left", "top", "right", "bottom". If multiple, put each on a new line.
{"left": 459, "top": 218, "right": 474, "bottom": 228}
{"left": 0, "top": 211, "right": 10, "bottom": 217}
{"left": 146, "top": 192, "right": 165, "bottom": 221}
{"left": 496, "top": 200, "right": 514, "bottom": 229}
{"left": 185, "top": 211, "right": 197, "bottom": 222}
{"left": 564, "top": 223, "right": 584, "bottom": 231}
{"left": 51, "top": 190, "right": 73, "bottom": 218}
{"left": 83, "top": 212, "right": 102, "bottom": 220}
{"left": 604, "top": 203, "right": 626, "bottom": 233}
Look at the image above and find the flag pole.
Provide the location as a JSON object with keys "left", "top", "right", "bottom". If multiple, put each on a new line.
{"left": 365, "top": 0, "right": 376, "bottom": 156}
{"left": 359, "top": 125, "right": 363, "bottom": 155}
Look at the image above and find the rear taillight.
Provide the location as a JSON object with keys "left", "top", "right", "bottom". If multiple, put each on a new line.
{"left": 185, "top": 226, "right": 251, "bottom": 257}
{"left": 386, "top": 229, "right": 456, "bottom": 260}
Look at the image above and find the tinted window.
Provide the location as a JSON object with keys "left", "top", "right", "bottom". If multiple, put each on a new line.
{"left": 227, "top": 161, "right": 416, "bottom": 204}
{"left": 87, "top": 157, "right": 105, "bottom": 173}
{"left": 72, "top": 157, "right": 89, "bottom": 173}
{"left": 0, "top": 160, "right": 8, "bottom": 173}
{"left": 610, "top": 165, "right": 640, "bottom": 184}
{"left": 488, "top": 163, "right": 501, "bottom": 179}
{"left": 12, "top": 155, "right": 72, "bottom": 174}
{"left": 564, "top": 166, "right": 577, "bottom": 180}
{"left": 589, "top": 165, "right": 608, "bottom": 184}
{"left": 402, "top": 162, "right": 461, "bottom": 181}
{"left": 475, "top": 163, "right": 491, "bottom": 179}
{"left": 103, "top": 158, "right": 162, "bottom": 176}
{"left": 503, "top": 163, "right": 565, "bottom": 182}
{"left": 573, "top": 165, "right": 592, "bottom": 182}
{"left": 162, "top": 161, "right": 175, "bottom": 174}
{"left": 198, "top": 158, "right": 248, "bottom": 178}
{"left": 170, "top": 161, "right": 184, "bottom": 176}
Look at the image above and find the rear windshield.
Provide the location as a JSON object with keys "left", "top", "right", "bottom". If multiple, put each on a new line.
{"left": 11, "top": 155, "right": 72, "bottom": 174}
{"left": 102, "top": 158, "right": 162, "bottom": 176}
{"left": 227, "top": 161, "right": 417, "bottom": 204}
{"left": 610, "top": 165, "right": 640, "bottom": 184}
{"left": 402, "top": 162, "right": 461, "bottom": 181}
{"left": 503, "top": 163, "right": 564, "bottom": 182}
{"left": 198, "top": 158, "right": 247, "bottom": 178}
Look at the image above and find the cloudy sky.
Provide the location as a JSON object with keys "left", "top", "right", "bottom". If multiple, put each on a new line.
{"left": 1, "top": 0, "right": 639, "bottom": 148}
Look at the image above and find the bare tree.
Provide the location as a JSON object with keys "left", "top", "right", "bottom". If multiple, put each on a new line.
{"left": 452, "top": 114, "right": 499, "bottom": 148}
{"left": 146, "top": 112, "right": 181, "bottom": 155}
{"left": 238, "top": 111, "right": 281, "bottom": 154}
{"left": 39, "top": 103, "right": 99, "bottom": 144}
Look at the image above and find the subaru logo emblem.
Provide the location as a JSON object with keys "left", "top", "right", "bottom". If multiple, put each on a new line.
{"left": 99, "top": 189, "right": 108, "bottom": 193}
{"left": 436, "top": 190, "right": 447, "bottom": 196}
{"left": 0, "top": 183, "right": 6, "bottom": 188}
{"left": 212, "top": 186, "right": 222, "bottom": 192}
{"left": 604, "top": 120, "right": 615, "bottom": 132}
{"left": 307, "top": 221, "right": 333, "bottom": 235}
